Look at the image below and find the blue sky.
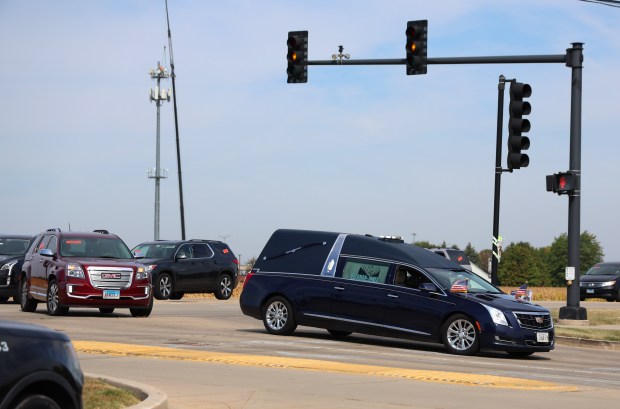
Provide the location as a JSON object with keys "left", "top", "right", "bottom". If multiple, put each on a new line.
{"left": 1, "top": 0, "right": 619, "bottom": 267}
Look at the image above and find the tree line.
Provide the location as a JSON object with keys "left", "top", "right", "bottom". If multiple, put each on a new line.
{"left": 414, "top": 231, "right": 605, "bottom": 286}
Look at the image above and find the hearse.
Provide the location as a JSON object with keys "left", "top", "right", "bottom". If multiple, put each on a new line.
{"left": 240, "top": 229, "right": 554, "bottom": 356}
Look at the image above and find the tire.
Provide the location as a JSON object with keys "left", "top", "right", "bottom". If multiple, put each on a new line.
{"left": 441, "top": 314, "right": 479, "bottom": 355}
{"left": 20, "top": 277, "right": 38, "bottom": 312}
{"left": 154, "top": 273, "right": 173, "bottom": 300}
{"left": 170, "top": 292, "right": 185, "bottom": 300}
{"left": 99, "top": 307, "right": 115, "bottom": 314}
{"left": 617, "top": 289, "right": 620, "bottom": 302}
{"left": 214, "top": 273, "right": 234, "bottom": 300}
{"left": 262, "top": 296, "right": 296, "bottom": 335}
{"left": 47, "top": 280, "right": 69, "bottom": 316}
{"left": 13, "top": 394, "right": 61, "bottom": 409}
{"left": 0, "top": 296, "right": 8, "bottom": 303}
{"left": 130, "top": 296, "right": 153, "bottom": 318}
{"left": 327, "top": 329, "right": 352, "bottom": 337}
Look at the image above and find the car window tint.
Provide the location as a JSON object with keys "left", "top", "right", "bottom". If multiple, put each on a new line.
{"left": 341, "top": 259, "right": 390, "bottom": 284}
{"left": 192, "top": 244, "right": 214, "bottom": 259}
{"left": 47, "top": 236, "right": 58, "bottom": 254}
{"left": 176, "top": 244, "right": 193, "bottom": 259}
{"left": 36, "top": 236, "right": 52, "bottom": 253}
{"left": 394, "top": 267, "right": 432, "bottom": 289}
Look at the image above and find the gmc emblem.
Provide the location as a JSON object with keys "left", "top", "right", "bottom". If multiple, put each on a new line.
{"left": 101, "top": 273, "right": 121, "bottom": 279}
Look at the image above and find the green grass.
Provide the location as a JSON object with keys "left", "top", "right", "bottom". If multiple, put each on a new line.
{"left": 550, "top": 308, "right": 620, "bottom": 342}
{"left": 84, "top": 377, "right": 140, "bottom": 409}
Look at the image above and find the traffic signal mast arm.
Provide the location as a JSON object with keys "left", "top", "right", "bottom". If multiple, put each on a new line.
{"left": 307, "top": 54, "right": 567, "bottom": 66}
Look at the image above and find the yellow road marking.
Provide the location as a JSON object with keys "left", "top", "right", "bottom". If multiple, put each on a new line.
{"left": 74, "top": 340, "right": 577, "bottom": 391}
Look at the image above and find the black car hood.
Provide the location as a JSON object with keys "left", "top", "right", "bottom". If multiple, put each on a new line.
{"left": 0, "top": 320, "right": 70, "bottom": 342}
{"left": 134, "top": 257, "right": 166, "bottom": 264}
{"left": 0, "top": 254, "right": 20, "bottom": 263}
{"left": 468, "top": 292, "right": 548, "bottom": 312}
{"left": 581, "top": 274, "right": 620, "bottom": 283}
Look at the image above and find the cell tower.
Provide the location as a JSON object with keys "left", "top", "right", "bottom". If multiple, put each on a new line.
{"left": 148, "top": 61, "right": 171, "bottom": 240}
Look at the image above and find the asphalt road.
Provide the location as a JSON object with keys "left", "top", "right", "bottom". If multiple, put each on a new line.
{"left": 2, "top": 299, "right": 619, "bottom": 408}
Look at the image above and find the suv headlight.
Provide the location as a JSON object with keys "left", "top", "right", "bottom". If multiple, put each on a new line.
{"left": 136, "top": 266, "right": 149, "bottom": 280}
{"left": 145, "top": 264, "right": 157, "bottom": 272}
{"left": 481, "top": 304, "right": 509, "bottom": 326}
{"left": 66, "top": 263, "right": 85, "bottom": 278}
{"left": 601, "top": 280, "right": 616, "bottom": 288}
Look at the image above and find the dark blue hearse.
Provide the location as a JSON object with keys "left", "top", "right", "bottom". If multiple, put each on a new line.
{"left": 240, "top": 229, "right": 554, "bottom": 356}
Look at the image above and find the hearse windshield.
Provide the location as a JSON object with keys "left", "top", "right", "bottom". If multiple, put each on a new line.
{"left": 426, "top": 268, "right": 502, "bottom": 294}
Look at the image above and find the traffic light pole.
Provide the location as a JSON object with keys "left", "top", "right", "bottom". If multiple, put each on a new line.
{"left": 491, "top": 76, "right": 507, "bottom": 286}
{"left": 560, "top": 43, "right": 586, "bottom": 321}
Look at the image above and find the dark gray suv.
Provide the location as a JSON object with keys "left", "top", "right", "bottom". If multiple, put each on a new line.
{"left": 132, "top": 239, "right": 239, "bottom": 300}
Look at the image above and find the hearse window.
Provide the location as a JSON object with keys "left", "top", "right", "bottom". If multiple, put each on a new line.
{"left": 341, "top": 259, "right": 390, "bottom": 284}
{"left": 394, "top": 267, "right": 432, "bottom": 289}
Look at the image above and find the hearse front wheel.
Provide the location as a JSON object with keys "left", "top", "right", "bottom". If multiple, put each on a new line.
{"left": 442, "top": 314, "right": 479, "bottom": 355}
{"left": 262, "top": 296, "right": 297, "bottom": 335}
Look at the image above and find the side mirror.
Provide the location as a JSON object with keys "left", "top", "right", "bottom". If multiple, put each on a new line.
{"left": 40, "top": 249, "right": 54, "bottom": 257}
{"left": 419, "top": 282, "right": 438, "bottom": 292}
{"left": 176, "top": 253, "right": 188, "bottom": 260}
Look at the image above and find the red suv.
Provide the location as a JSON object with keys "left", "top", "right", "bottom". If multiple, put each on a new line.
{"left": 19, "top": 228, "right": 153, "bottom": 317}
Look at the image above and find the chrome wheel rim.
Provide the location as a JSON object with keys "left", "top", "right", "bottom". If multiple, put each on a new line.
{"left": 266, "top": 301, "right": 288, "bottom": 330}
{"left": 159, "top": 275, "right": 172, "bottom": 298}
{"left": 447, "top": 319, "right": 476, "bottom": 351}
{"left": 48, "top": 283, "right": 59, "bottom": 312}
{"left": 220, "top": 276, "right": 232, "bottom": 298}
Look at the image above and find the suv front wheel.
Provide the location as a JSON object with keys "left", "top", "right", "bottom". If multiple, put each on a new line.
{"left": 154, "top": 273, "right": 173, "bottom": 300}
{"left": 47, "top": 280, "right": 69, "bottom": 316}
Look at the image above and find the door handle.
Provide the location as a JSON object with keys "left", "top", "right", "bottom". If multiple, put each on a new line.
{"left": 388, "top": 293, "right": 399, "bottom": 298}
{"left": 334, "top": 286, "right": 345, "bottom": 291}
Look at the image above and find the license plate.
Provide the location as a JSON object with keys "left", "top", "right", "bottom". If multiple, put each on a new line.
{"left": 536, "top": 332, "right": 549, "bottom": 343}
{"left": 103, "top": 290, "right": 120, "bottom": 299}
{"left": 586, "top": 289, "right": 594, "bottom": 294}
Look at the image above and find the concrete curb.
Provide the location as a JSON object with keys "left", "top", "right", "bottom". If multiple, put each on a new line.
{"left": 86, "top": 373, "right": 168, "bottom": 409}
{"left": 555, "top": 336, "right": 620, "bottom": 351}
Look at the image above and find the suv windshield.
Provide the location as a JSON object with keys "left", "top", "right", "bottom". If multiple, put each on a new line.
{"left": 60, "top": 237, "right": 133, "bottom": 259}
{"left": 426, "top": 268, "right": 502, "bottom": 294}
{"left": 132, "top": 243, "right": 177, "bottom": 259}
{"left": 585, "top": 264, "right": 620, "bottom": 276}
{"left": 0, "top": 238, "right": 31, "bottom": 255}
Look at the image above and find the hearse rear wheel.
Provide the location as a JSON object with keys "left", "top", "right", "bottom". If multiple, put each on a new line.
{"left": 262, "top": 296, "right": 297, "bottom": 335}
{"left": 442, "top": 314, "right": 479, "bottom": 355}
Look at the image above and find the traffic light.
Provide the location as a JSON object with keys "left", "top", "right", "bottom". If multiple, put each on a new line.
{"left": 287, "top": 31, "right": 308, "bottom": 83}
{"left": 405, "top": 20, "right": 427, "bottom": 75}
{"left": 546, "top": 172, "right": 578, "bottom": 195}
{"left": 507, "top": 81, "right": 531, "bottom": 170}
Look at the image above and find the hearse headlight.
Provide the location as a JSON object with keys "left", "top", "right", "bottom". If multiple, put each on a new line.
{"left": 136, "top": 266, "right": 148, "bottom": 280}
{"left": 482, "top": 304, "right": 509, "bottom": 327}
{"left": 66, "top": 263, "right": 85, "bottom": 278}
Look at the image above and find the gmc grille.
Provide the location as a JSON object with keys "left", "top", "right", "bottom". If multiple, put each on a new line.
{"left": 87, "top": 267, "right": 133, "bottom": 289}
{"left": 513, "top": 312, "right": 553, "bottom": 330}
